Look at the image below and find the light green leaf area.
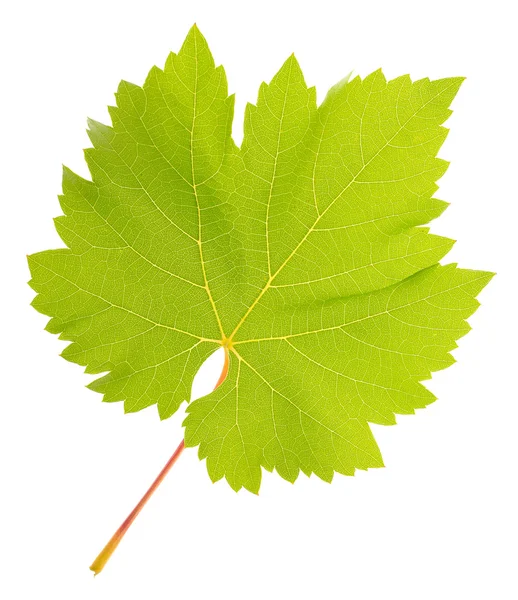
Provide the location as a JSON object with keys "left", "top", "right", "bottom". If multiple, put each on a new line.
{"left": 28, "top": 25, "right": 493, "bottom": 493}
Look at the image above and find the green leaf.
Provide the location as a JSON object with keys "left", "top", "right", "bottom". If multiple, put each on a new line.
{"left": 29, "top": 25, "right": 493, "bottom": 493}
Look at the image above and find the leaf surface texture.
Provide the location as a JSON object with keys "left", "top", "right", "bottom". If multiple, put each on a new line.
{"left": 29, "top": 26, "right": 493, "bottom": 492}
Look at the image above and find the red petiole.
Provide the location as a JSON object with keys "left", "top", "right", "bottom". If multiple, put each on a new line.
{"left": 90, "top": 347, "right": 229, "bottom": 575}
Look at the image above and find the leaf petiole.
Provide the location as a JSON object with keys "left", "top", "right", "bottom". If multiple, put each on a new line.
{"left": 89, "top": 346, "right": 229, "bottom": 575}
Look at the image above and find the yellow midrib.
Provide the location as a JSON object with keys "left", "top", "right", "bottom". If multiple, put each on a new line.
{"left": 191, "top": 29, "right": 226, "bottom": 341}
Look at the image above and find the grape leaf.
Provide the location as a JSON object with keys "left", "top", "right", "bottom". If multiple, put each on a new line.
{"left": 28, "top": 25, "right": 493, "bottom": 493}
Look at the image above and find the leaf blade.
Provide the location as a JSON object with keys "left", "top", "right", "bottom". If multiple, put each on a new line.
{"left": 29, "top": 27, "right": 493, "bottom": 492}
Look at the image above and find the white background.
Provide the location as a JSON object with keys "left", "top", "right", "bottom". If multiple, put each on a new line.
{"left": 0, "top": 0, "right": 516, "bottom": 598}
